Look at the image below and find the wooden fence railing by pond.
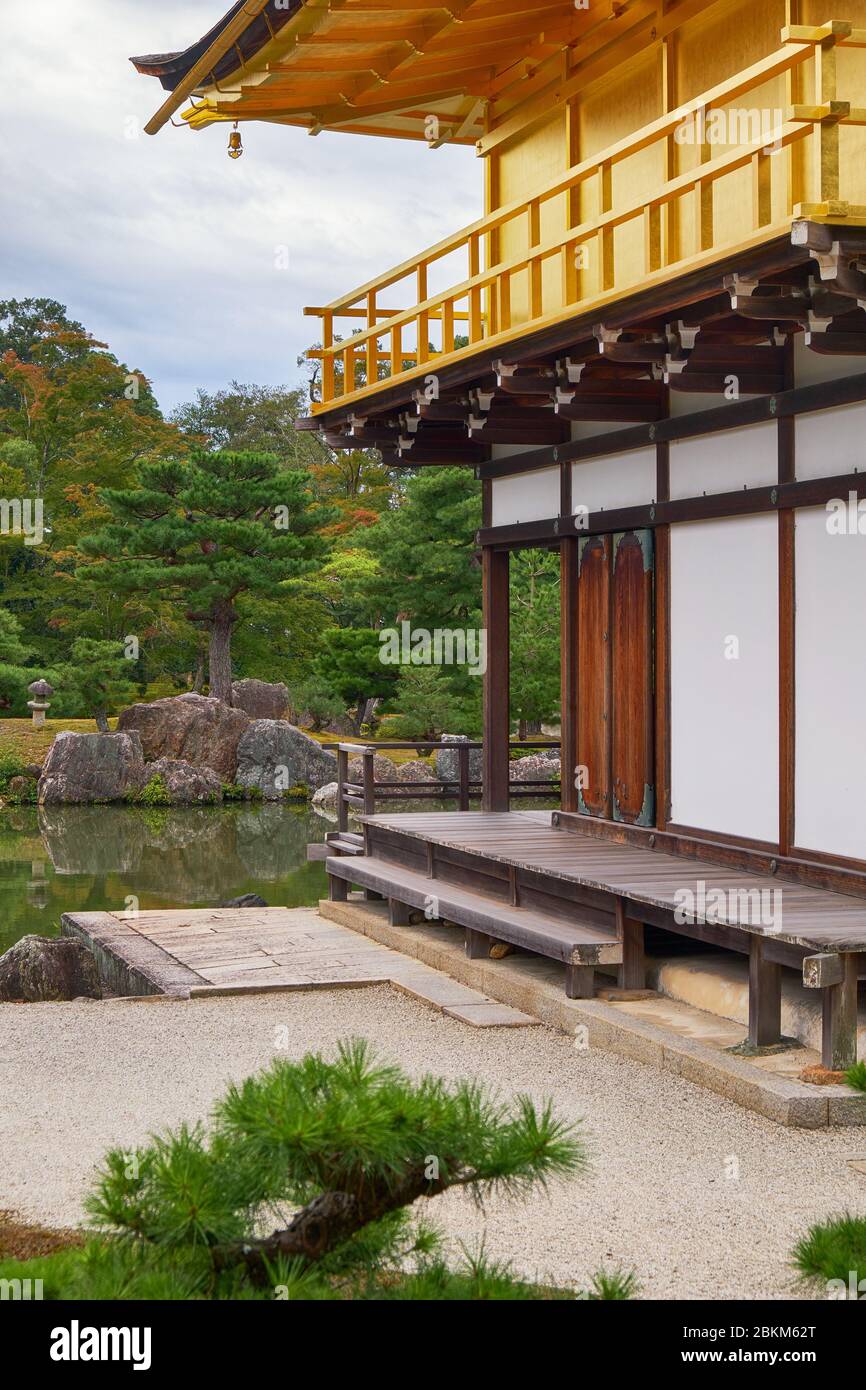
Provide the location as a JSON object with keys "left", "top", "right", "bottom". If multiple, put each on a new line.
{"left": 322, "top": 740, "right": 561, "bottom": 832}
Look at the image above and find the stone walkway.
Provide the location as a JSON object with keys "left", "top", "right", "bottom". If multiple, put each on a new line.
{"left": 62, "top": 907, "right": 538, "bottom": 1028}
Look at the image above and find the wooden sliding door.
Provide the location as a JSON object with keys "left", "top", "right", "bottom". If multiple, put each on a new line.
{"left": 576, "top": 530, "right": 655, "bottom": 826}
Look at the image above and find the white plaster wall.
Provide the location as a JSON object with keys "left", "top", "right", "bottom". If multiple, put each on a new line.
{"left": 670, "top": 421, "right": 778, "bottom": 500}
{"left": 490, "top": 466, "right": 559, "bottom": 526}
{"left": 796, "top": 401, "right": 866, "bottom": 481}
{"left": 794, "top": 335, "right": 866, "bottom": 387}
{"left": 670, "top": 514, "right": 779, "bottom": 843}
{"left": 794, "top": 505, "right": 866, "bottom": 862}
{"left": 570, "top": 447, "right": 657, "bottom": 514}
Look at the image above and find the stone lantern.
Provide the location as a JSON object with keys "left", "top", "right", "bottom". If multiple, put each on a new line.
{"left": 27, "top": 678, "right": 54, "bottom": 729}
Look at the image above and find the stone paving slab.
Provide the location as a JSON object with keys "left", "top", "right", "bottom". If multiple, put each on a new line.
{"left": 61, "top": 907, "right": 536, "bottom": 1029}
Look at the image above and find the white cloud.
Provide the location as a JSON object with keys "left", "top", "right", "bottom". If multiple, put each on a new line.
{"left": 1, "top": 0, "right": 480, "bottom": 412}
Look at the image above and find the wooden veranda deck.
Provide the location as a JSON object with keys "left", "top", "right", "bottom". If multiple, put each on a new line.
{"left": 326, "top": 811, "right": 866, "bottom": 1072}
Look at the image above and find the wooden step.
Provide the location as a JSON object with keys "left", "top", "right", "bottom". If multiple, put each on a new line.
{"left": 327, "top": 854, "right": 622, "bottom": 999}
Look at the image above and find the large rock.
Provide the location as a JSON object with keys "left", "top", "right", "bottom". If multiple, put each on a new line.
{"left": 510, "top": 752, "right": 561, "bottom": 783}
{"left": 347, "top": 752, "right": 398, "bottom": 785}
{"left": 235, "top": 721, "right": 337, "bottom": 799}
{"left": 38, "top": 731, "right": 146, "bottom": 805}
{"left": 141, "top": 759, "right": 223, "bottom": 805}
{"left": 231, "top": 679, "right": 289, "bottom": 721}
{"left": 434, "top": 733, "right": 483, "bottom": 786}
{"left": 0, "top": 934, "right": 101, "bottom": 1001}
{"left": 117, "top": 693, "right": 249, "bottom": 781}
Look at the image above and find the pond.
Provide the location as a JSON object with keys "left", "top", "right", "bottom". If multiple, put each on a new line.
{"left": 0, "top": 803, "right": 333, "bottom": 954}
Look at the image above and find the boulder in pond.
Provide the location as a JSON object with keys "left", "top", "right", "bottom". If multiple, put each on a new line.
{"left": 235, "top": 721, "right": 337, "bottom": 799}
{"left": 220, "top": 893, "right": 268, "bottom": 908}
{"left": 117, "top": 693, "right": 249, "bottom": 781}
{"left": 38, "top": 731, "right": 146, "bottom": 805}
{"left": 231, "top": 679, "right": 290, "bottom": 721}
{"left": 0, "top": 934, "right": 101, "bottom": 1001}
{"left": 312, "top": 781, "right": 338, "bottom": 808}
{"left": 510, "top": 752, "right": 561, "bottom": 783}
{"left": 140, "top": 758, "right": 223, "bottom": 805}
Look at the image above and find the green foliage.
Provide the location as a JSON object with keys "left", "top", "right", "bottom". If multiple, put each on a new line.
{"left": 584, "top": 1267, "right": 641, "bottom": 1300}
{"left": 77, "top": 449, "right": 335, "bottom": 697}
{"left": 793, "top": 1212, "right": 866, "bottom": 1292}
{"left": 510, "top": 551, "right": 561, "bottom": 732}
{"left": 128, "top": 775, "right": 171, "bottom": 808}
{"left": 289, "top": 677, "right": 345, "bottom": 732}
{"left": 61, "top": 638, "right": 138, "bottom": 727}
{"left": 387, "top": 666, "right": 470, "bottom": 740}
{"left": 845, "top": 1061, "right": 866, "bottom": 1093}
{"left": 315, "top": 628, "right": 400, "bottom": 731}
{"left": 0, "top": 750, "right": 27, "bottom": 791}
{"left": 0, "top": 1039, "right": 592, "bottom": 1300}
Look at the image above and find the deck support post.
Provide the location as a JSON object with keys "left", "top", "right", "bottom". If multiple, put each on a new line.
{"left": 328, "top": 871, "right": 348, "bottom": 902}
{"left": 482, "top": 546, "right": 510, "bottom": 812}
{"left": 616, "top": 899, "right": 646, "bottom": 989}
{"left": 465, "top": 928, "right": 492, "bottom": 960}
{"left": 822, "top": 953, "right": 858, "bottom": 1072}
{"left": 363, "top": 888, "right": 383, "bottom": 901}
{"left": 748, "top": 936, "right": 782, "bottom": 1048}
{"left": 388, "top": 897, "right": 413, "bottom": 926}
{"left": 565, "top": 963, "right": 596, "bottom": 999}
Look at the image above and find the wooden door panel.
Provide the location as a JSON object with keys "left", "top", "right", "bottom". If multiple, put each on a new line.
{"left": 577, "top": 534, "right": 611, "bottom": 817}
{"left": 611, "top": 529, "right": 655, "bottom": 826}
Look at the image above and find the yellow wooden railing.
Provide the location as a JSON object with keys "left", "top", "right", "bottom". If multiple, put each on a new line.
{"left": 306, "top": 22, "right": 866, "bottom": 413}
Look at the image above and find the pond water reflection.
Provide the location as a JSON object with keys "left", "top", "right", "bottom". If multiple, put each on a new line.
{"left": 0, "top": 803, "right": 332, "bottom": 953}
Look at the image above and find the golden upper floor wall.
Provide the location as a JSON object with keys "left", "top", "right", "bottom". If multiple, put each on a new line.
{"left": 484, "top": 0, "right": 866, "bottom": 329}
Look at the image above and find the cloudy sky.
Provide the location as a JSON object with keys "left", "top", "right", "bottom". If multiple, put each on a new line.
{"left": 1, "top": 1, "right": 480, "bottom": 414}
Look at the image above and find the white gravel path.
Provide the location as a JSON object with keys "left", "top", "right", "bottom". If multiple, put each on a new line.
{"left": 2, "top": 986, "right": 864, "bottom": 1300}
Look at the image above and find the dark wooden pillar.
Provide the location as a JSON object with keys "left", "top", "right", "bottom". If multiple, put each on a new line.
{"left": 482, "top": 545, "right": 510, "bottom": 811}
{"left": 616, "top": 898, "right": 646, "bottom": 989}
{"left": 822, "top": 954, "right": 858, "bottom": 1072}
{"left": 748, "top": 936, "right": 782, "bottom": 1047}
{"left": 560, "top": 537, "right": 579, "bottom": 813}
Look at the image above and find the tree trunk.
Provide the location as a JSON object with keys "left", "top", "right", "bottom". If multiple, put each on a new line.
{"left": 192, "top": 649, "right": 206, "bottom": 694}
{"left": 208, "top": 607, "right": 235, "bottom": 703}
{"left": 518, "top": 718, "right": 528, "bottom": 740}
{"left": 353, "top": 699, "right": 370, "bottom": 735}
{"left": 95, "top": 708, "right": 109, "bottom": 734}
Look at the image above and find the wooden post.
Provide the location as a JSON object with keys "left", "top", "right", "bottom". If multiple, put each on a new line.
{"left": 616, "top": 899, "right": 646, "bottom": 990}
{"left": 482, "top": 546, "right": 510, "bottom": 812}
{"left": 560, "top": 537, "right": 579, "bottom": 814}
{"left": 465, "top": 928, "right": 492, "bottom": 960}
{"left": 565, "top": 964, "right": 596, "bottom": 1000}
{"left": 328, "top": 870, "right": 348, "bottom": 902}
{"left": 336, "top": 746, "right": 348, "bottom": 833}
{"left": 458, "top": 742, "right": 470, "bottom": 811}
{"left": 822, "top": 954, "right": 858, "bottom": 1072}
{"left": 748, "top": 936, "right": 782, "bottom": 1048}
{"left": 362, "top": 748, "right": 376, "bottom": 817}
{"left": 388, "top": 898, "right": 413, "bottom": 926}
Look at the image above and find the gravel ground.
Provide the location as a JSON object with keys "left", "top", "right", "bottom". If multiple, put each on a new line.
{"left": 2, "top": 986, "right": 864, "bottom": 1300}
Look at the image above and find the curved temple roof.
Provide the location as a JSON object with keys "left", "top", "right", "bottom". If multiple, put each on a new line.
{"left": 130, "top": 0, "right": 610, "bottom": 144}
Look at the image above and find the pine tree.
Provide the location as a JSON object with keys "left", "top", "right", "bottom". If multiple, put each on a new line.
{"left": 77, "top": 450, "right": 334, "bottom": 701}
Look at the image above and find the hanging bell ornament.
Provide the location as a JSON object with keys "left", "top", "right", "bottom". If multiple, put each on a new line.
{"left": 228, "top": 123, "right": 243, "bottom": 160}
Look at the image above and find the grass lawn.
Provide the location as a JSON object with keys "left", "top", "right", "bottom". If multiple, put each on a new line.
{"left": 0, "top": 718, "right": 116, "bottom": 764}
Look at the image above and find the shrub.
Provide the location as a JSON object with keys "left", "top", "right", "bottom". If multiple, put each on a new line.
{"left": 128, "top": 774, "right": 171, "bottom": 807}
{"left": 0, "top": 1040, "right": 635, "bottom": 1301}
{"left": 845, "top": 1061, "right": 866, "bottom": 1093}
{"left": 0, "top": 750, "right": 27, "bottom": 791}
{"left": 793, "top": 1212, "right": 866, "bottom": 1295}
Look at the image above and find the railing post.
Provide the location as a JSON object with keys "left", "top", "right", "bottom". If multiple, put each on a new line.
{"left": 322, "top": 310, "right": 334, "bottom": 406}
{"left": 390, "top": 323, "right": 402, "bottom": 379}
{"left": 362, "top": 748, "right": 376, "bottom": 817}
{"left": 337, "top": 746, "right": 348, "bottom": 833}
{"left": 458, "top": 742, "right": 470, "bottom": 811}
{"left": 366, "top": 291, "right": 378, "bottom": 386}
{"left": 469, "top": 233, "right": 483, "bottom": 341}
{"left": 417, "top": 263, "right": 429, "bottom": 365}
